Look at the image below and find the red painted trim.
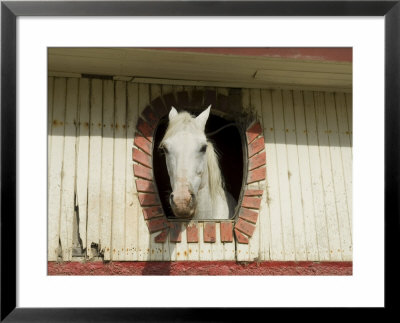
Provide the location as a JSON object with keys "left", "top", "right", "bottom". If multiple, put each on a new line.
{"left": 146, "top": 48, "right": 352, "bottom": 62}
{"left": 48, "top": 261, "right": 352, "bottom": 276}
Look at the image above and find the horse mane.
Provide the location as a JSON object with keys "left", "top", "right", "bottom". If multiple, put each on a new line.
{"left": 160, "top": 111, "right": 225, "bottom": 201}
{"left": 160, "top": 112, "right": 198, "bottom": 143}
{"left": 206, "top": 141, "right": 225, "bottom": 200}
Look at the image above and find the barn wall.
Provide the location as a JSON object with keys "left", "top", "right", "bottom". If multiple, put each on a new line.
{"left": 48, "top": 76, "right": 352, "bottom": 262}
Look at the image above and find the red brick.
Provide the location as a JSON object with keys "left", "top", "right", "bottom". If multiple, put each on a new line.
{"left": 137, "top": 117, "right": 154, "bottom": 141}
{"left": 138, "top": 193, "right": 160, "bottom": 207}
{"left": 246, "top": 122, "right": 263, "bottom": 144}
{"left": 249, "top": 151, "right": 266, "bottom": 170}
{"left": 151, "top": 97, "right": 168, "bottom": 117}
{"left": 169, "top": 222, "right": 182, "bottom": 243}
{"left": 220, "top": 222, "right": 233, "bottom": 242}
{"left": 133, "top": 164, "right": 153, "bottom": 181}
{"left": 132, "top": 148, "right": 152, "bottom": 168}
{"left": 242, "top": 196, "right": 262, "bottom": 209}
{"left": 234, "top": 228, "right": 249, "bottom": 244}
{"left": 142, "top": 206, "right": 164, "bottom": 220}
{"left": 239, "top": 208, "right": 259, "bottom": 224}
{"left": 186, "top": 224, "right": 199, "bottom": 243}
{"left": 142, "top": 105, "right": 159, "bottom": 126}
{"left": 247, "top": 167, "right": 266, "bottom": 184}
{"left": 177, "top": 91, "right": 189, "bottom": 107}
{"left": 163, "top": 93, "right": 177, "bottom": 111}
{"left": 203, "top": 222, "right": 216, "bottom": 243}
{"left": 135, "top": 179, "right": 156, "bottom": 193}
{"left": 154, "top": 229, "right": 169, "bottom": 243}
{"left": 134, "top": 133, "right": 152, "bottom": 155}
{"left": 244, "top": 189, "right": 264, "bottom": 196}
{"left": 248, "top": 137, "right": 265, "bottom": 157}
{"left": 235, "top": 218, "right": 256, "bottom": 237}
{"left": 147, "top": 217, "right": 169, "bottom": 233}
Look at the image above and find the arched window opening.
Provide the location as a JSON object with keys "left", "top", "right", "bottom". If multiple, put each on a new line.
{"left": 153, "top": 112, "right": 244, "bottom": 220}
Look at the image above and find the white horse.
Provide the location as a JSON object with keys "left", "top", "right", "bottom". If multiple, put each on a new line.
{"left": 160, "top": 105, "right": 236, "bottom": 220}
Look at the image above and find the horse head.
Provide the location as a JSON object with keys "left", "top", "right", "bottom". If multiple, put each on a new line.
{"left": 160, "top": 106, "right": 211, "bottom": 218}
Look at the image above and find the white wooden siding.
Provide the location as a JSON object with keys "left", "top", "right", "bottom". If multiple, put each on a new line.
{"left": 48, "top": 77, "right": 352, "bottom": 261}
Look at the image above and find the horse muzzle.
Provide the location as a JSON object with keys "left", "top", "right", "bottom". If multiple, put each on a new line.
{"left": 170, "top": 192, "right": 196, "bottom": 218}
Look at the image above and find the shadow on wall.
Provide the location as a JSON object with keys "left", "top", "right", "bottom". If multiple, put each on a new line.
{"left": 49, "top": 78, "right": 352, "bottom": 148}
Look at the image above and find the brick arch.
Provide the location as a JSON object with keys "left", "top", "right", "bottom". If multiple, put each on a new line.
{"left": 132, "top": 89, "right": 266, "bottom": 245}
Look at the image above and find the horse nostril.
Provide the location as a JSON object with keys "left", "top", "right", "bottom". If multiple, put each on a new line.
{"left": 169, "top": 193, "right": 175, "bottom": 206}
{"left": 190, "top": 193, "right": 195, "bottom": 205}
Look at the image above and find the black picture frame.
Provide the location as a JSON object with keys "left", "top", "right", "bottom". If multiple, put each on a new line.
{"left": 1, "top": 1, "right": 398, "bottom": 321}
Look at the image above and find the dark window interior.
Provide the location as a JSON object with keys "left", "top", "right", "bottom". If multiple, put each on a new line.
{"left": 153, "top": 112, "right": 243, "bottom": 219}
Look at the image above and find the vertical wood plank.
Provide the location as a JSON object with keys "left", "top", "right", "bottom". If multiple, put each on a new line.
{"left": 187, "top": 222, "right": 200, "bottom": 261}
{"left": 325, "top": 92, "right": 352, "bottom": 260}
{"left": 48, "top": 78, "right": 66, "bottom": 260}
{"left": 175, "top": 224, "right": 189, "bottom": 261}
{"left": 149, "top": 83, "right": 166, "bottom": 261}
{"left": 209, "top": 223, "right": 223, "bottom": 260}
{"left": 75, "top": 78, "right": 90, "bottom": 252}
{"left": 303, "top": 91, "right": 330, "bottom": 260}
{"left": 111, "top": 81, "right": 127, "bottom": 261}
{"left": 345, "top": 93, "right": 353, "bottom": 146}
{"left": 282, "top": 90, "right": 307, "bottom": 261}
{"left": 260, "top": 89, "right": 283, "bottom": 260}
{"left": 86, "top": 79, "right": 103, "bottom": 259}
{"left": 99, "top": 80, "right": 114, "bottom": 260}
{"left": 272, "top": 90, "right": 296, "bottom": 260}
{"left": 59, "top": 78, "right": 79, "bottom": 261}
{"left": 248, "top": 89, "right": 264, "bottom": 261}
{"left": 125, "top": 83, "right": 140, "bottom": 261}
{"left": 335, "top": 92, "right": 353, "bottom": 233}
{"left": 314, "top": 92, "right": 342, "bottom": 261}
{"left": 236, "top": 89, "right": 251, "bottom": 261}
{"left": 199, "top": 223, "right": 212, "bottom": 260}
{"left": 138, "top": 83, "right": 151, "bottom": 261}
{"left": 48, "top": 77, "right": 54, "bottom": 172}
{"left": 292, "top": 90, "right": 319, "bottom": 260}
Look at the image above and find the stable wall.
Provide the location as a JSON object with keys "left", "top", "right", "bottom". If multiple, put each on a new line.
{"left": 48, "top": 77, "right": 352, "bottom": 262}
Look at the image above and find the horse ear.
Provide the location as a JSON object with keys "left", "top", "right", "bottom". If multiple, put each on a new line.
{"left": 169, "top": 106, "right": 178, "bottom": 120}
{"left": 195, "top": 105, "right": 211, "bottom": 130}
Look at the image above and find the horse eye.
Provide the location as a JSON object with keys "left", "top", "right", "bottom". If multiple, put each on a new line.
{"left": 200, "top": 144, "right": 207, "bottom": 153}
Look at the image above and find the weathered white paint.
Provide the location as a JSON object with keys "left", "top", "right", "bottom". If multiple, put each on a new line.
{"left": 99, "top": 80, "right": 114, "bottom": 260}
{"left": 75, "top": 78, "right": 90, "bottom": 252}
{"left": 314, "top": 92, "right": 342, "bottom": 261}
{"left": 137, "top": 83, "right": 151, "bottom": 261}
{"left": 272, "top": 90, "right": 297, "bottom": 261}
{"left": 59, "top": 78, "right": 79, "bottom": 261}
{"left": 48, "top": 77, "right": 54, "bottom": 173}
{"left": 125, "top": 83, "right": 140, "bottom": 261}
{"left": 48, "top": 78, "right": 66, "bottom": 261}
{"left": 292, "top": 90, "right": 319, "bottom": 260}
{"left": 248, "top": 89, "right": 263, "bottom": 262}
{"left": 261, "top": 89, "right": 284, "bottom": 261}
{"left": 86, "top": 79, "right": 103, "bottom": 259}
{"left": 236, "top": 88, "right": 251, "bottom": 261}
{"left": 48, "top": 78, "right": 353, "bottom": 262}
{"left": 303, "top": 91, "right": 331, "bottom": 261}
{"left": 111, "top": 81, "right": 127, "bottom": 261}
